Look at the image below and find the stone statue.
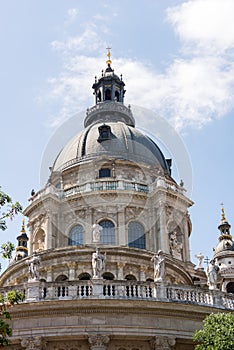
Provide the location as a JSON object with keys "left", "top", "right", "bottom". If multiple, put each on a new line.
{"left": 27, "top": 252, "right": 41, "bottom": 281}
{"left": 92, "top": 248, "right": 106, "bottom": 279}
{"left": 169, "top": 231, "right": 182, "bottom": 259}
{"left": 92, "top": 223, "right": 103, "bottom": 243}
{"left": 206, "top": 259, "right": 219, "bottom": 290}
{"left": 151, "top": 250, "right": 165, "bottom": 282}
{"left": 195, "top": 252, "right": 204, "bottom": 269}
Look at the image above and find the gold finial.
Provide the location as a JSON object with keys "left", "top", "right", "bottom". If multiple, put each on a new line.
{"left": 106, "top": 47, "right": 112, "bottom": 66}
{"left": 220, "top": 202, "right": 227, "bottom": 223}
{"left": 21, "top": 219, "right": 26, "bottom": 233}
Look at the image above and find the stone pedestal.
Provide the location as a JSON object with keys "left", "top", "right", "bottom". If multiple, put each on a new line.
{"left": 91, "top": 278, "right": 104, "bottom": 297}
{"left": 26, "top": 280, "right": 40, "bottom": 302}
{"left": 153, "top": 283, "right": 167, "bottom": 301}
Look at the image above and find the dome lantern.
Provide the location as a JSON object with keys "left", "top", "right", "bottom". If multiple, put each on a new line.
{"left": 218, "top": 206, "right": 232, "bottom": 241}
{"left": 92, "top": 48, "right": 126, "bottom": 104}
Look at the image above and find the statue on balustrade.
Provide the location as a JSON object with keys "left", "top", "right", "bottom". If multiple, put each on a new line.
{"left": 206, "top": 259, "right": 219, "bottom": 290}
{"left": 27, "top": 252, "right": 41, "bottom": 281}
{"left": 151, "top": 250, "right": 166, "bottom": 282}
{"left": 92, "top": 248, "right": 106, "bottom": 279}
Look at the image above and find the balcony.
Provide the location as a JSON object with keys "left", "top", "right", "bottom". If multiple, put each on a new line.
{"left": 2, "top": 280, "right": 234, "bottom": 310}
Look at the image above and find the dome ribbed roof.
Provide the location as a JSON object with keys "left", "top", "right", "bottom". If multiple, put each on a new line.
{"left": 53, "top": 121, "right": 170, "bottom": 174}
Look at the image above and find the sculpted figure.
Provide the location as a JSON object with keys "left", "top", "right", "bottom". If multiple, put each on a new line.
{"left": 169, "top": 231, "right": 183, "bottom": 259}
{"left": 92, "top": 223, "right": 103, "bottom": 243}
{"left": 27, "top": 252, "right": 41, "bottom": 280}
{"left": 151, "top": 250, "right": 165, "bottom": 282}
{"left": 206, "top": 259, "right": 219, "bottom": 290}
{"left": 92, "top": 248, "right": 106, "bottom": 279}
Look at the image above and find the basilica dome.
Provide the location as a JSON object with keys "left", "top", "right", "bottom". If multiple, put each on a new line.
{"left": 53, "top": 117, "right": 171, "bottom": 174}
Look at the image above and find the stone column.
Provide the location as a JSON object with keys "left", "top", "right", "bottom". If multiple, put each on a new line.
{"left": 117, "top": 208, "right": 126, "bottom": 246}
{"left": 140, "top": 265, "right": 147, "bottom": 281}
{"left": 45, "top": 210, "right": 52, "bottom": 250}
{"left": 182, "top": 215, "right": 191, "bottom": 262}
{"left": 150, "top": 335, "right": 176, "bottom": 350}
{"left": 158, "top": 203, "right": 169, "bottom": 253}
{"left": 68, "top": 262, "right": 77, "bottom": 280}
{"left": 88, "top": 334, "right": 110, "bottom": 350}
{"left": 21, "top": 336, "right": 47, "bottom": 350}
{"left": 45, "top": 266, "right": 53, "bottom": 282}
{"left": 85, "top": 208, "right": 93, "bottom": 244}
{"left": 117, "top": 262, "right": 125, "bottom": 280}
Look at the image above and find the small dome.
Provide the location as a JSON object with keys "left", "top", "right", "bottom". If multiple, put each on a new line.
{"left": 214, "top": 239, "right": 234, "bottom": 256}
{"left": 53, "top": 121, "right": 170, "bottom": 174}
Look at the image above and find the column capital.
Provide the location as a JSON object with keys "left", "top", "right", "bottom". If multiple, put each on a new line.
{"left": 150, "top": 335, "right": 176, "bottom": 350}
{"left": 88, "top": 334, "right": 110, "bottom": 350}
{"left": 21, "top": 337, "right": 47, "bottom": 350}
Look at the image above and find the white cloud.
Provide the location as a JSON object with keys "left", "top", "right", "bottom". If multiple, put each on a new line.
{"left": 66, "top": 8, "right": 79, "bottom": 24}
{"left": 167, "top": 0, "right": 234, "bottom": 54}
{"left": 43, "top": 0, "right": 234, "bottom": 131}
{"left": 51, "top": 28, "right": 103, "bottom": 54}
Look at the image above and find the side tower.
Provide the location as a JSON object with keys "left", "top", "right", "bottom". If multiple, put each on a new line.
{"left": 213, "top": 207, "right": 234, "bottom": 293}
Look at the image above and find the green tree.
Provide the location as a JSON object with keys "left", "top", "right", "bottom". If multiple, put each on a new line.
{"left": 0, "top": 187, "right": 23, "bottom": 346}
{"left": 193, "top": 312, "right": 234, "bottom": 350}
{"left": 0, "top": 187, "right": 22, "bottom": 231}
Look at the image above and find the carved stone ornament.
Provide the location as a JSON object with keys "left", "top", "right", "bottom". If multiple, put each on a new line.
{"left": 150, "top": 336, "right": 176, "bottom": 350}
{"left": 21, "top": 337, "right": 47, "bottom": 350}
{"left": 88, "top": 334, "right": 110, "bottom": 349}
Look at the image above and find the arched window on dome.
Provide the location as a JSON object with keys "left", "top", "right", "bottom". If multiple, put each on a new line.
{"left": 99, "top": 220, "right": 115, "bottom": 245}
{"left": 68, "top": 225, "right": 84, "bottom": 246}
{"left": 115, "top": 90, "right": 119, "bottom": 101}
{"left": 128, "top": 221, "right": 145, "bottom": 249}
{"left": 105, "top": 89, "right": 111, "bottom": 100}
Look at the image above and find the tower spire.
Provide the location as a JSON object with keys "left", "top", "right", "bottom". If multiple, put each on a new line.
{"left": 106, "top": 47, "right": 112, "bottom": 66}
{"left": 218, "top": 204, "right": 232, "bottom": 241}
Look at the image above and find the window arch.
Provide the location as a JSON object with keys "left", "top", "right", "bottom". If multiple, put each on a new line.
{"left": 105, "top": 89, "right": 111, "bottom": 100}
{"left": 99, "top": 220, "right": 115, "bottom": 245}
{"left": 227, "top": 282, "right": 234, "bottom": 294}
{"left": 68, "top": 225, "right": 84, "bottom": 246}
{"left": 128, "top": 221, "right": 145, "bottom": 249}
{"left": 78, "top": 273, "right": 91, "bottom": 280}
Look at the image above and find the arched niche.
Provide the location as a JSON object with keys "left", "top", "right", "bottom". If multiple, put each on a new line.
{"left": 33, "top": 228, "right": 45, "bottom": 252}
{"left": 78, "top": 273, "right": 91, "bottom": 280}
{"left": 125, "top": 274, "right": 137, "bottom": 281}
{"left": 55, "top": 274, "right": 68, "bottom": 282}
{"left": 103, "top": 272, "right": 115, "bottom": 280}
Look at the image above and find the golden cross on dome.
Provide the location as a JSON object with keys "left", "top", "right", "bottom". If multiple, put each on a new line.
{"left": 106, "top": 47, "right": 112, "bottom": 66}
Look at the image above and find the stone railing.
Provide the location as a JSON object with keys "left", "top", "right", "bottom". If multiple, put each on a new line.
{"left": 3, "top": 281, "right": 233, "bottom": 310}
{"left": 64, "top": 179, "right": 149, "bottom": 197}
{"left": 29, "top": 178, "right": 187, "bottom": 203}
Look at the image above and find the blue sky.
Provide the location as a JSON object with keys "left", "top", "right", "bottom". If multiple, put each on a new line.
{"left": 1, "top": 0, "right": 234, "bottom": 270}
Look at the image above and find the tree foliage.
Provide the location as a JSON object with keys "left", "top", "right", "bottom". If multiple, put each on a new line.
{"left": 193, "top": 312, "right": 234, "bottom": 350}
{"left": 0, "top": 242, "right": 15, "bottom": 260}
{"left": 0, "top": 187, "right": 22, "bottom": 231}
{"left": 0, "top": 291, "right": 24, "bottom": 346}
{"left": 0, "top": 187, "right": 23, "bottom": 346}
